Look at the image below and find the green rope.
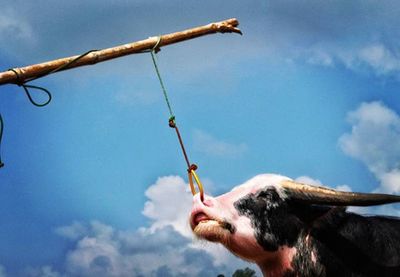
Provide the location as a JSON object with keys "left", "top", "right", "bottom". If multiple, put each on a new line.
{"left": 149, "top": 44, "right": 175, "bottom": 120}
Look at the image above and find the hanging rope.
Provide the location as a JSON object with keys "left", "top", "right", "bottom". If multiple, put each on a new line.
{"left": 149, "top": 37, "right": 174, "bottom": 119}
{"left": 149, "top": 37, "right": 204, "bottom": 201}
{"left": 0, "top": 50, "right": 97, "bottom": 168}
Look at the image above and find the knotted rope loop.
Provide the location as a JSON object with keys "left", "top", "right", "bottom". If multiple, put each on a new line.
{"left": 8, "top": 68, "right": 53, "bottom": 107}
{"left": 8, "top": 50, "right": 98, "bottom": 107}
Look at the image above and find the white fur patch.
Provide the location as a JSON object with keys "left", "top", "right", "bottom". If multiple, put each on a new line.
{"left": 232, "top": 174, "right": 292, "bottom": 200}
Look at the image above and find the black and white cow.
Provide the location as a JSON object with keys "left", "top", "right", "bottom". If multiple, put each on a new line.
{"left": 189, "top": 174, "right": 400, "bottom": 277}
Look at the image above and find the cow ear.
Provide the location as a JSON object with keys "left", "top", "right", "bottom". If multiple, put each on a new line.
{"left": 310, "top": 206, "right": 347, "bottom": 229}
{"left": 290, "top": 203, "right": 346, "bottom": 227}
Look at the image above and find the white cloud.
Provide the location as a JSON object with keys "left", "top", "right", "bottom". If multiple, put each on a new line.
{"left": 300, "top": 44, "right": 400, "bottom": 77}
{"left": 142, "top": 175, "right": 193, "bottom": 237}
{"left": 379, "top": 170, "right": 400, "bottom": 194}
{"left": 54, "top": 221, "right": 88, "bottom": 241}
{"left": 193, "top": 129, "right": 248, "bottom": 158}
{"left": 339, "top": 101, "right": 400, "bottom": 194}
{"left": 64, "top": 225, "right": 125, "bottom": 277}
{"left": 55, "top": 220, "right": 222, "bottom": 277}
{"left": 358, "top": 44, "right": 400, "bottom": 75}
{"left": 306, "top": 49, "right": 334, "bottom": 67}
{"left": 49, "top": 175, "right": 257, "bottom": 277}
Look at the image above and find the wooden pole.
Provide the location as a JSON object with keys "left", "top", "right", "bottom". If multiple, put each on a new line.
{"left": 0, "top": 18, "right": 241, "bottom": 86}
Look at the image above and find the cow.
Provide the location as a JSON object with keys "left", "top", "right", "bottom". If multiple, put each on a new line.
{"left": 189, "top": 174, "right": 400, "bottom": 277}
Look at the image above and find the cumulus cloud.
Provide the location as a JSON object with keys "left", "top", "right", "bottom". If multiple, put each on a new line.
{"left": 339, "top": 101, "right": 400, "bottom": 193}
{"left": 357, "top": 44, "right": 400, "bottom": 75}
{"left": 193, "top": 129, "right": 248, "bottom": 158}
{"left": 142, "top": 176, "right": 193, "bottom": 237}
{"left": 56, "top": 221, "right": 251, "bottom": 277}
{"left": 58, "top": 222, "right": 196, "bottom": 277}
{"left": 47, "top": 176, "right": 256, "bottom": 277}
{"left": 54, "top": 221, "right": 89, "bottom": 240}
{"left": 339, "top": 101, "right": 400, "bottom": 175}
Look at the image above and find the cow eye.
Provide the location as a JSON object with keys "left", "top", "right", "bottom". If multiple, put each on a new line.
{"left": 256, "top": 187, "right": 281, "bottom": 203}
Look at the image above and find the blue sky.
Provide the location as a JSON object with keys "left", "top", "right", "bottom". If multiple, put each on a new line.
{"left": 1, "top": 1, "right": 400, "bottom": 276}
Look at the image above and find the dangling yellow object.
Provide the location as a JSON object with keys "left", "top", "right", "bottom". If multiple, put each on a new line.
{"left": 188, "top": 169, "right": 204, "bottom": 201}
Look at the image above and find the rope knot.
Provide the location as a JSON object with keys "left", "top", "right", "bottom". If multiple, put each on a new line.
{"left": 168, "top": 116, "right": 176, "bottom": 128}
{"left": 151, "top": 36, "right": 162, "bottom": 53}
{"left": 8, "top": 68, "right": 23, "bottom": 86}
{"left": 188, "top": 164, "right": 198, "bottom": 172}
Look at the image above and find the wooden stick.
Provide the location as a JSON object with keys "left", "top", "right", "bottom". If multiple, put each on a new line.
{"left": 0, "top": 18, "right": 241, "bottom": 86}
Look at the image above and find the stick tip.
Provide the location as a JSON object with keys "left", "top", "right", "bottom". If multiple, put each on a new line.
{"left": 213, "top": 18, "right": 242, "bottom": 35}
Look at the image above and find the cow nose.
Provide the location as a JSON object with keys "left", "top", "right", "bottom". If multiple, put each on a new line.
{"left": 193, "top": 193, "right": 214, "bottom": 207}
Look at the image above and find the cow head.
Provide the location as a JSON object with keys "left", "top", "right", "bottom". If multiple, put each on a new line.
{"left": 189, "top": 174, "right": 400, "bottom": 274}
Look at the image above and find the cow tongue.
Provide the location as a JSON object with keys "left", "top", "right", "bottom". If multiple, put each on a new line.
{"left": 194, "top": 212, "right": 214, "bottom": 225}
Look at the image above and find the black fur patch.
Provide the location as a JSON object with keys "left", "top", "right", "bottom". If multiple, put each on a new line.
{"left": 309, "top": 212, "right": 400, "bottom": 276}
{"left": 221, "top": 221, "right": 235, "bottom": 234}
{"left": 233, "top": 186, "right": 400, "bottom": 276}
{"left": 234, "top": 187, "right": 304, "bottom": 251}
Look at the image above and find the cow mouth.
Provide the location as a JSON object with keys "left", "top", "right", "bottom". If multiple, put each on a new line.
{"left": 193, "top": 212, "right": 215, "bottom": 226}
{"left": 191, "top": 212, "right": 235, "bottom": 242}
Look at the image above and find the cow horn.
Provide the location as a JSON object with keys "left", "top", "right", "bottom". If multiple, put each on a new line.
{"left": 281, "top": 180, "right": 400, "bottom": 206}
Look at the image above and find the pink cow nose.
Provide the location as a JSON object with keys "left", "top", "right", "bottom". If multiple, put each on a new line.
{"left": 193, "top": 193, "right": 214, "bottom": 207}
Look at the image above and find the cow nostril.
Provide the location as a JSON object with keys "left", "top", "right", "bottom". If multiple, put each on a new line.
{"left": 202, "top": 198, "right": 213, "bottom": 207}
